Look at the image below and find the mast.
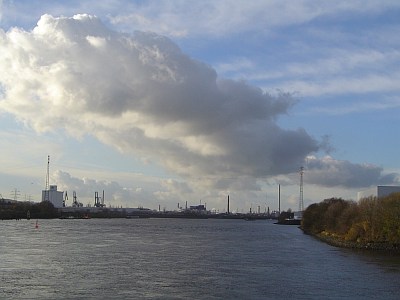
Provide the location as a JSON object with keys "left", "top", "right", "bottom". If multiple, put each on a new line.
{"left": 299, "top": 166, "right": 304, "bottom": 212}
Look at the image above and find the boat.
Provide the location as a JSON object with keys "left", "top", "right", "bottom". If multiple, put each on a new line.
{"left": 276, "top": 218, "right": 301, "bottom": 225}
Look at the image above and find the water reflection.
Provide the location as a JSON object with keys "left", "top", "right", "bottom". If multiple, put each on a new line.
{"left": 340, "top": 248, "right": 400, "bottom": 273}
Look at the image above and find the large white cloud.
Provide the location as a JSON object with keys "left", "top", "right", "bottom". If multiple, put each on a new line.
{"left": 0, "top": 15, "right": 319, "bottom": 183}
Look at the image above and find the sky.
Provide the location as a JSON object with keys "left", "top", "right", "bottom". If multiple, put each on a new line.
{"left": 0, "top": 0, "right": 399, "bottom": 212}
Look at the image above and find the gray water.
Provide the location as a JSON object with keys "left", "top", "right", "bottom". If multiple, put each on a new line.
{"left": 1, "top": 218, "right": 399, "bottom": 299}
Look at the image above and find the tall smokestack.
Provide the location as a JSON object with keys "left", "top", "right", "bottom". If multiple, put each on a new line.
{"left": 227, "top": 195, "right": 230, "bottom": 214}
{"left": 278, "top": 184, "right": 281, "bottom": 213}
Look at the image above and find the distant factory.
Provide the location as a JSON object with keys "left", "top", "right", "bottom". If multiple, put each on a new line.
{"left": 42, "top": 185, "right": 64, "bottom": 207}
{"left": 40, "top": 155, "right": 111, "bottom": 213}
{"left": 41, "top": 184, "right": 104, "bottom": 209}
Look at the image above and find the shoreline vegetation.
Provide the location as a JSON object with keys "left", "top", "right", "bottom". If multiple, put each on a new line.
{"left": 301, "top": 194, "right": 400, "bottom": 253}
{"left": 0, "top": 200, "right": 58, "bottom": 220}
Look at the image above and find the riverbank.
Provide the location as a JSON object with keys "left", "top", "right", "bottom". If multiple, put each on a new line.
{"left": 303, "top": 229, "right": 400, "bottom": 253}
{"left": 301, "top": 196, "right": 400, "bottom": 254}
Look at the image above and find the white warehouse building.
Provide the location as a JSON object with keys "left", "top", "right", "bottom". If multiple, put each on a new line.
{"left": 357, "top": 185, "right": 400, "bottom": 201}
{"left": 42, "top": 185, "right": 64, "bottom": 208}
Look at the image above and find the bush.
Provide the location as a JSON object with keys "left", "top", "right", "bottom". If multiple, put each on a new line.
{"left": 302, "top": 193, "right": 400, "bottom": 244}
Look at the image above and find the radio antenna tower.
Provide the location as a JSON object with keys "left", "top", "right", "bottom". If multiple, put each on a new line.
{"left": 299, "top": 166, "right": 304, "bottom": 212}
{"left": 11, "top": 188, "right": 20, "bottom": 201}
{"left": 44, "top": 155, "right": 50, "bottom": 202}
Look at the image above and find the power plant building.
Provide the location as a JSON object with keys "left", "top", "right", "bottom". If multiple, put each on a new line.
{"left": 357, "top": 185, "right": 400, "bottom": 201}
{"left": 42, "top": 185, "right": 64, "bottom": 208}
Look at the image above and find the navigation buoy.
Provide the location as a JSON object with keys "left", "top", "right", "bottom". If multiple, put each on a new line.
{"left": 35, "top": 220, "right": 39, "bottom": 229}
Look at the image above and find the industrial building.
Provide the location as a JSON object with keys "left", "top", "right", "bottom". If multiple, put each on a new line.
{"left": 357, "top": 185, "right": 400, "bottom": 201}
{"left": 42, "top": 185, "right": 64, "bottom": 208}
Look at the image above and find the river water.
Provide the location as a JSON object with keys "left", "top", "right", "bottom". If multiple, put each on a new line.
{"left": 1, "top": 218, "right": 399, "bottom": 299}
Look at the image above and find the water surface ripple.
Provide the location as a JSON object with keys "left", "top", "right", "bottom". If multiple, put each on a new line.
{"left": 1, "top": 219, "right": 399, "bottom": 299}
